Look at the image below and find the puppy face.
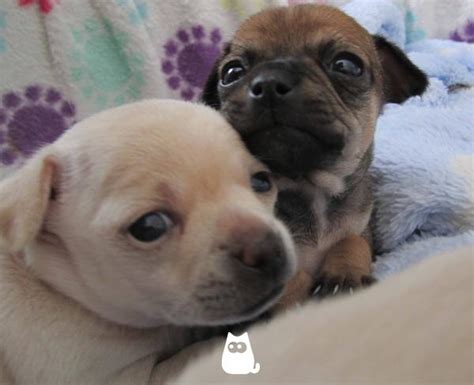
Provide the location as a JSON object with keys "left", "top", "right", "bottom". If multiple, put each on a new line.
{"left": 202, "top": 5, "right": 427, "bottom": 179}
{"left": 0, "top": 100, "right": 296, "bottom": 328}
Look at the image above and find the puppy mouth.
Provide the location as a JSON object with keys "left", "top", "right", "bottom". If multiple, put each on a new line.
{"left": 246, "top": 123, "right": 343, "bottom": 152}
{"left": 243, "top": 125, "right": 343, "bottom": 177}
{"left": 245, "top": 107, "right": 345, "bottom": 149}
{"left": 188, "top": 283, "right": 285, "bottom": 326}
{"left": 239, "top": 284, "right": 285, "bottom": 317}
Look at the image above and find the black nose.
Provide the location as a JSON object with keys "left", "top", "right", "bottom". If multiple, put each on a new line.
{"left": 249, "top": 69, "right": 297, "bottom": 101}
{"left": 249, "top": 71, "right": 297, "bottom": 101}
{"left": 230, "top": 231, "right": 288, "bottom": 281}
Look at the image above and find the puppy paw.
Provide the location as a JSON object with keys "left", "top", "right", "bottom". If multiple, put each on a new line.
{"left": 311, "top": 235, "right": 375, "bottom": 299}
{"left": 274, "top": 270, "right": 314, "bottom": 311}
{"left": 312, "top": 271, "right": 376, "bottom": 299}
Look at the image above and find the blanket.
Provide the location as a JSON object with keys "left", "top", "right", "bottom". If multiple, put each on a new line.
{"left": 339, "top": 0, "right": 474, "bottom": 277}
{"left": 0, "top": 0, "right": 472, "bottom": 278}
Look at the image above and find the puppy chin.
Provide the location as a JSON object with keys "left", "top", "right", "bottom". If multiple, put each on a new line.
{"left": 175, "top": 284, "right": 285, "bottom": 327}
{"left": 236, "top": 283, "right": 285, "bottom": 320}
{"left": 245, "top": 127, "right": 340, "bottom": 178}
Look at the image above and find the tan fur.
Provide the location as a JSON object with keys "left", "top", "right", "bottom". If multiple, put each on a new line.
{"left": 275, "top": 270, "right": 313, "bottom": 310}
{"left": 175, "top": 246, "right": 474, "bottom": 384}
{"left": 227, "top": 5, "right": 385, "bottom": 153}
{"left": 281, "top": 234, "right": 372, "bottom": 304}
{"left": 235, "top": 5, "right": 375, "bottom": 63}
{"left": 208, "top": 5, "right": 401, "bottom": 303}
{"left": 315, "top": 234, "right": 373, "bottom": 293}
{"left": 321, "top": 235, "right": 372, "bottom": 277}
{"left": 0, "top": 156, "right": 55, "bottom": 252}
{"left": 0, "top": 100, "right": 297, "bottom": 384}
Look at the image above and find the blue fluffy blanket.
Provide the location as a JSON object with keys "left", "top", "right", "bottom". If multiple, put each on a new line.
{"left": 342, "top": 0, "right": 474, "bottom": 278}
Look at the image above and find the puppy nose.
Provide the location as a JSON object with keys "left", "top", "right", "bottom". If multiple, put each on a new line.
{"left": 230, "top": 231, "right": 287, "bottom": 280}
{"left": 249, "top": 71, "right": 296, "bottom": 101}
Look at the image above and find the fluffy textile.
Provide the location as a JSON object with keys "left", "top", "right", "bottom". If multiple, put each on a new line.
{"left": 340, "top": 0, "right": 474, "bottom": 277}
{"left": 0, "top": 0, "right": 472, "bottom": 278}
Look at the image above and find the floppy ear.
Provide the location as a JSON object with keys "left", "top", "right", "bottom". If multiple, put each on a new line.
{"left": 0, "top": 154, "right": 56, "bottom": 252}
{"left": 200, "top": 44, "right": 230, "bottom": 109}
{"left": 373, "top": 35, "right": 428, "bottom": 104}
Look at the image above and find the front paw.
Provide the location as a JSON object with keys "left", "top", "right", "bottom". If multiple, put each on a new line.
{"left": 312, "top": 271, "right": 376, "bottom": 299}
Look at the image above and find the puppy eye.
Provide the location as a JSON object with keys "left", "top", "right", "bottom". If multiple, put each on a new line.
{"left": 251, "top": 171, "right": 272, "bottom": 193}
{"left": 128, "top": 212, "right": 173, "bottom": 243}
{"left": 331, "top": 53, "right": 363, "bottom": 77}
{"left": 220, "top": 61, "right": 246, "bottom": 86}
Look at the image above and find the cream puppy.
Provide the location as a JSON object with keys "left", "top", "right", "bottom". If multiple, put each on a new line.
{"left": 0, "top": 100, "right": 296, "bottom": 385}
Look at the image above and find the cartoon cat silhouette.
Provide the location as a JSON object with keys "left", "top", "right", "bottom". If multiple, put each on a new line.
{"left": 221, "top": 332, "right": 260, "bottom": 375}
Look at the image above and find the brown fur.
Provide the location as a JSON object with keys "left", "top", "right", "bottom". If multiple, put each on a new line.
{"left": 201, "top": 5, "right": 428, "bottom": 303}
{"left": 275, "top": 270, "right": 313, "bottom": 310}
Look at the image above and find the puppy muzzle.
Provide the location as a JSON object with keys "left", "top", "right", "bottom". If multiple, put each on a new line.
{"left": 239, "top": 60, "right": 346, "bottom": 177}
{"left": 248, "top": 60, "right": 301, "bottom": 107}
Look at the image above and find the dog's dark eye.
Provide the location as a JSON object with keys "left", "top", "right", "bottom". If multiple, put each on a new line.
{"left": 251, "top": 171, "right": 272, "bottom": 193}
{"left": 331, "top": 53, "right": 363, "bottom": 77}
{"left": 220, "top": 61, "right": 246, "bottom": 86}
{"left": 128, "top": 212, "right": 173, "bottom": 242}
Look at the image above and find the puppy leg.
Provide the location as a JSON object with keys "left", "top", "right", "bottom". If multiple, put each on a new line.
{"left": 313, "top": 235, "right": 374, "bottom": 298}
{"left": 274, "top": 235, "right": 374, "bottom": 308}
{"left": 274, "top": 270, "right": 314, "bottom": 311}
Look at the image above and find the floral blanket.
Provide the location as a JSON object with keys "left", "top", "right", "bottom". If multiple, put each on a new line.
{"left": 0, "top": 0, "right": 472, "bottom": 278}
{"left": 0, "top": 0, "right": 472, "bottom": 173}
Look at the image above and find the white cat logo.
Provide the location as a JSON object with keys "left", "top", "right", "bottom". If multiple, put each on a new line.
{"left": 221, "top": 332, "right": 260, "bottom": 375}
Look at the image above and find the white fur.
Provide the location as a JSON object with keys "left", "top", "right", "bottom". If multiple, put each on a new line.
{"left": 0, "top": 100, "right": 296, "bottom": 384}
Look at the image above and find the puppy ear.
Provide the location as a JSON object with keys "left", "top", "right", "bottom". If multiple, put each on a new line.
{"left": 373, "top": 35, "right": 428, "bottom": 104}
{"left": 200, "top": 44, "right": 230, "bottom": 109}
{"left": 0, "top": 154, "right": 56, "bottom": 252}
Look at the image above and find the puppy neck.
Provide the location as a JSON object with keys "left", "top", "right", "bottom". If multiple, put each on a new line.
{"left": 309, "top": 171, "right": 346, "bottom": 196}
{"left": 275, "top": 171, "right": 345, "bottom": 198}
{"left": 1, "top": 250, "right": 201, "bottom": 384}
{"left": 309, "top": 144, "right": 374, "bottom": 197}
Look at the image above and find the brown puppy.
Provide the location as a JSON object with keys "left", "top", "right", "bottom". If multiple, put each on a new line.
{"left": 202, "top": 5, "right": 428, "bottom": 302}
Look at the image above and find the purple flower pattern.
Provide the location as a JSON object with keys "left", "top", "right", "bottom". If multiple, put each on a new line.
{"left": 0, "top": 85, "right": 76, "bottom": 166}
{"left": 161, "top": 25, "right": 223, "bottom": 100}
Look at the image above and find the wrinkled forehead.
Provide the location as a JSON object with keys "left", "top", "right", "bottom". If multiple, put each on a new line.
{"left": 232, "top": 5, "right": 374, "bottom": 60}
{"left": 83, "top": 128, "right": 257, "bottom": 205}
{"left": 58, "top": 101, "right": 263, "bottom": 211}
